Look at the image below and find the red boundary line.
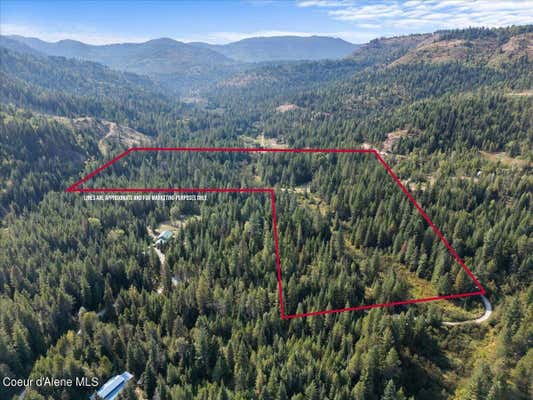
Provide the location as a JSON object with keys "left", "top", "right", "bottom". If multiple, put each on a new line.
{"left": 66, "top": 147, "right": 486, "bottom": 319}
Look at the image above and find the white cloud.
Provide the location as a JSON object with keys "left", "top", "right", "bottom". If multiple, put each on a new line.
{"left": 298, "top": 0, "right": 533, "bottom": 32}
{"left": 298, "top": 0, "right": 353, "bottom": 7}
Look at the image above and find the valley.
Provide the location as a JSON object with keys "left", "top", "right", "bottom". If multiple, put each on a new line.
{"left": 0, "top": 19, "right": 531, "bottom": 400}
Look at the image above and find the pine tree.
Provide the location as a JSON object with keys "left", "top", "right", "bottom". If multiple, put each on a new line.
{"left": 486, "top": 380, "right": 505, "bottom": 400}
{"left": 381, "top": 379, "right": 397, "bottom": 400}
{"left": 143, "top": 358, "right": 157, "bottom": 399}
{"left": 465, "top": 362, "right": 492, "bottom": 400}
{"left": 304, "top": 381, "right": 319, "bottom": 400}
{"left": 352, "top": 370, "right": 371, "bottom": 400}
{"left": 277, "top": 382, "right": 288, "bottom": 400}
{"left": 454, "top": 269, "right": 471, "bottom": 293}
{"left": 103, "top": 276, "right": 115, "bottom": 319}
{"left": 116, "top": 381, "right": 137, "bottom": 400}
{"left": 212, "top": 355, "right": 226, "bottom": 382}
{"left": 12, "top": 323, "right": 31, "bottom": 368}
{"left": 196, "top": 273, "right": 211, "bottom": 314}
{"left": 437, "top": 273, "right": 453, "bottom": 295}
{"left": 383, "top": 348, "right": 401, "bottom": 381}
{"left": 432, "top": 252, "right": 448, "bottom": 283}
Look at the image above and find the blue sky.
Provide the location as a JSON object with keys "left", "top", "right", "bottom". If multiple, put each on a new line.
{"left": 1, "top": 1, "right": 532, "bottom": 44}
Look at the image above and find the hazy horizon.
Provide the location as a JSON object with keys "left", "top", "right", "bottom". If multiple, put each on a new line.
{"left": 2, "top": 0, "right": 532, "bottom": 45}
{"left": 4, "top": 32, "right": 362, "bottom": 46}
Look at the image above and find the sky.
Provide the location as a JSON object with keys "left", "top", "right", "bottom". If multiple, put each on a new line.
{"left": 1, "top": 0, "right": 532, "bottom": 45}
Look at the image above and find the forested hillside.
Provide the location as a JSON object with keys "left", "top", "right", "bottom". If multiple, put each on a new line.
{"left": 193, "top": 36, "right": 359, "bottom": 62}
{"left": 6, "top": 36, "right": 236, "bottom": 73}
{"left": 0, "top": 25, "right": 531, "bottom": 400}
{"left": 0, "top": 106, "right": 99, "bottom": 215}
{"left": 4, "top": 35, "right": 359, "bottom": 95}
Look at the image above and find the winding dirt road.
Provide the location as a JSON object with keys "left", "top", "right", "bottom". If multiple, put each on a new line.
{"left": 147, "top": 227, "right": 179, "bottom": 294}
{"left": 442, "top": 295, "right": 492, "bottom": 326}
{"left": 147, "top": 227, "right": 166, "bottom": 266}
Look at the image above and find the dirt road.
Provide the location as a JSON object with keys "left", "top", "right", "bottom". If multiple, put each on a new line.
{"left": 147, "top": 226, "right": 165, "bottom": 266}
{"left": 443, "top": 295, "right": 492, "bottom": 326}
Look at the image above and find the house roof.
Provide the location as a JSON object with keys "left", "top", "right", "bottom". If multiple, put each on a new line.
{"left": 157, "top": 230, "right": 173, "bottom": 241}
{"left": 94, "top": 372, "right": 133, "bottom": 400}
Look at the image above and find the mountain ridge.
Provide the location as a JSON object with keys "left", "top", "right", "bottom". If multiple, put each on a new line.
{"left": 190, "top": 35, "right": 359, "bottom": 62}
{"left": 5, "top": 34, "right": 359, "bottom": 67}
{"left": 5, "top": 35, "right": 236, "bottom": 75}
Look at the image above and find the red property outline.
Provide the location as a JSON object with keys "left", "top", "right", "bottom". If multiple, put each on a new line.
{"left": 66, "top": 147, "right": 486, "bottom": 319}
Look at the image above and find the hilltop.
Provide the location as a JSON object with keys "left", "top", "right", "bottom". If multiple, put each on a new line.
{"left": 191, "top": 35, "right": 359, "bottom": 62}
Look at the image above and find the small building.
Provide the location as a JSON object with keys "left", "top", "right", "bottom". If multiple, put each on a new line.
{"left": 90, "top": 372, "right": 133, "bottom": 400}
{"left": 157, "top": 230, "right": 173, "bottom": 241}
{"left": 154, "top": 230, "right": 173, "bottom": 248}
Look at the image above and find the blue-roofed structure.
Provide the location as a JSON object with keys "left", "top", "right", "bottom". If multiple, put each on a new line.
{"left": 90, "top": 372, "right": 133, "bottom": 400}
{"left": 154, "top": 230, "right": 173, "bottom": 248}
{"left": 157, "top": 230, "right": 173, "bottom": 241}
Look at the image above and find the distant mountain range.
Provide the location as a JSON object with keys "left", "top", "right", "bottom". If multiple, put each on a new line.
{"left": 4, "top": 36, "right": 235, "bottom": 75}
{"left": 4, "top": 35, "right": 359, "bottom": 73}
{"left": 4, "top": 27, "right": 530, "bottom": 99}
{"left": 190, "top": 36, "right": 359, "bottom": 62}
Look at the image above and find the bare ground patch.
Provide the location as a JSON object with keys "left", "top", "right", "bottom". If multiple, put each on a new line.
{"left": 382, "top": 129, "right": 411, "bottom": 153}
{"left": 53, "top": 116, "right": 153, "bottom": 155}
{"left": 240, "top": 134, "right": 288, "bottom": 149}
{"left": 276, "top": 103, "right": 301, "bottom": 113}
{"left": 505, "top": 89, "right": 533, "bottom": 97}
{"left": 489, "top": 33, "right": 533, "bottom": 67}
{"left": 480, "top": 151, "right": 530, "bottom": 167}
{"left": 155, "top": 216, "right": 201, "bottom": 237}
